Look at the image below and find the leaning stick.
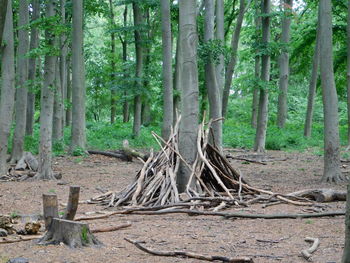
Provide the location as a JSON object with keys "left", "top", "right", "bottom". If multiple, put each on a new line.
{"left": 124, "top": 238, "right": 254, "bottom": 263}
{"left": 301, "top": 237, "right": 320, "bottom": 260}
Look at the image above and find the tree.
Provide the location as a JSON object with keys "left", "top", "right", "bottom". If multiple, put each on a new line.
{"left": 254, "top": 0, "right": 271, "bottom": 152}
{"left": 10, "top": 0, "right": 30, "bottom": 163}
{"left": 120, "top": 5, "right": 129, "bottom": 123}
{"left": 204, "top": 0, "right": 222, "bottom": 148}
{"left": 160, "top": 0, "right": 173, "bottom": 141}
{"left": 347, "top": 0, "right": 350, "bottom": 147}
{"left": 108, "top": 0, "right": 117, "bottom": 124}
{"left": 71, "top": 0, "right": 86, "bottom": 152}
{"left": 177, "top": 0, "right": 199, "bottom": 192}
{"left": 35, "top": 0, "right": 57, "bottom": 180}
{"left": 60, "top": 0, "right": 68, "bottom": 127}
{"left": 0, "top": 0, "right": 8, "bottom": 49}
{"left": 319, "top": 0, "right": 345, "bottom": 183}
{"left": 342, "top": 184, "right": 350, "bottom": 262}
{"left": 26, "top": 0, "right": 40, "bottom": 136}
{"left": 0, "top": 0, "right": 15, "bottom": 175}
{"left": 276, "top": 0, "right": 293, "bottom": 128}
{"left": 215, "top": 0, "right": 225, "bottom": 93}
{"left": 53, "top": 59, "right": 64, "bottom": 141}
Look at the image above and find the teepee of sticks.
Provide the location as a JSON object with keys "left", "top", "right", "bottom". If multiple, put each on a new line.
{"left": 89, "top": 117, "right": 314, "bottom": 208}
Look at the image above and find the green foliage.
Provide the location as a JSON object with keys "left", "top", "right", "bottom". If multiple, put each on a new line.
{"left": 81, "top": 226, "right": 89, "bottom": 243}
{"left": 72, "top": 147, "right": 88, "bottom": 157}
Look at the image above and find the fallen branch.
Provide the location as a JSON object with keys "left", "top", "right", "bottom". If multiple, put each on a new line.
{"left": 124, "top": 238, "right": 254, "bottom": 263}
{"left": 301, "top": 237, "right": 320, "bottom": 260}
{"left": 226, "top": 155, "right": 267, "bottom": 165}
{"left": 91, "top": 222, "right": 131, "bottom": 233}
{"left": 87, "top": 150, "right": 132, "bottom": 162}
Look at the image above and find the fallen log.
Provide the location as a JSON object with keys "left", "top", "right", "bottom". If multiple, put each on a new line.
{"left": 91, "top": 222, "right": 131, "bottom": 233}
{"left": 124, "top": 238, "right": 254, "bottom": 263}
{"left": 87, "top": 150, "right": 132, "bottom": 162}
{"left": 288, "top": 189, "right": 346, "bottom": 202}
{"left": 301, "top": 237, "right": 320, "bottom": 260}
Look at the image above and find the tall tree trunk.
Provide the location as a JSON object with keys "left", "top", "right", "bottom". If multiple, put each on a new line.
{"left": 160, "top": 0, "right": 173, "bottom": 141}
{"left": 60, "top": 0, "right": 67, "bottom": 128}
{"left": 26, "top": 0, "right": 40, "bottom": 136}
{"left": 347, "top": 0, "right": 350, "bottom": 146}
{"left": 65, "top": 56, "right": 72, "bottom": 126}
{"left": 304, "top": 10, "right": 320, "bottom": 138}
{"left": 132, "top": 2, "right": 143, "bottom": 137}
{"left": 222, "top": 0, "right": 248, "bottom": 118}
{"left": 53, "top": 59, "right": 63, "bottom": 141}
{"left": 109, "top": 0, "right": 117, "bottom": 124}
{"left": 215, "top": 0, "right": 225, "bottom": 96}
{"left": 276, "top": 0, "right": 293, "bottom": 128}
{"left": 319, "top": 0, "right": 344, "bottom": 183}
{"left": 0, "top": 0, "right": 8, "bottom": 50}
{"left": 0, "top": 0, "right": 15, "bottom": 175}
{"left": 36, "top": 0, "right": 57, "bottom": 180}
{"left": 71, "top": 0, "right": 86, "bottom": 152}
{"left": 173, "top": 30, "right": 182, "bottom": 126}
{"left": 254, "top": 0, "right": 271, "bottom": 152}
{"left": 204, "top": 0, "right": 222, "bottom": 149}
{"left": 121, "top": 5, "right": 129, "bottom": 123}
{"left": 177, "top": 0, "right": 199, "bottom": 192}
{"left": 342, "top": 184, "right": 350, "bottom": 262}
{"left": 10, "top": 0, "right": 30, "bottom": 163}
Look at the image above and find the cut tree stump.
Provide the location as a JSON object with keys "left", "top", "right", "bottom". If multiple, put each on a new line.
{"left": 37, "top": 218, "right": 102, "bottom": 248}
{"left": 42, "top": 194, "right": 58, "bottom": 230}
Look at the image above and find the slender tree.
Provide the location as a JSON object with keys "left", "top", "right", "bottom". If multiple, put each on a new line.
{"left": 26, "top": 0, "right": 40, "bottom": 136}
{"left": 160, "top": 0, "right": 173, "bottom": 141}
{"left": 60, "top": 0, "right": 68, "bottom": 127}
{"left": 254, "top": 0, "right": 271, "bottom": 152}
{"left": 71, "top": 0, "right": 86, "bottom": 152}
{"left": 347, "top": 0, "right": 350, "bottom": 147}
{"left": 215, "top": 0, "right": 225, "bottom": 93}
{"left": 319, "top": 0, "right": 344, "bottom": 183}
{"left": 0, "top": 0, "right": 8, "bottom": 49}
{"left": 276, "top": 0, "right": 293, "bottom": 128}
{"left": 0, "top": 0, "right": 15, "bottom": 175}
{"left": 121, "top": 5, "right": 129, "bottom": 123}
{"left": 35, "top": 0, "right": 57, "bottom": 180}
{"left": 342, "top": 184, "right": 350, "bottom": 262}
{"left": 109, "top": 0, "right": 117, "bottom": 124}
{"left": 65, "top": 56, "right": 72, "bottom": 126}
{"left": 53, "top": 59, "right": 63, "bottom": 141}
{"left": 177, "top": 0, "right": 199, "bottom": 192}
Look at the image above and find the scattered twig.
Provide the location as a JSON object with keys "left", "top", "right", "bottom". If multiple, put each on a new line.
{"left": 91, "top": 222, "right": 131, "bottom": 233}
{"left": 301, "top": 237, "right": 320, "bottom": 260}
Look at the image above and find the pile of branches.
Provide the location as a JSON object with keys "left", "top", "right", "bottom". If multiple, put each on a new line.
{"left": 89, "top": 117, "right": 319, "bottom": 210}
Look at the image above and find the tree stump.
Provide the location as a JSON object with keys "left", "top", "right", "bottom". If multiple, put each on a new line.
{"left": 37, "top": 218, "right": 102, "bottom": 248}
{"left": 42, "top": 193, "right": 58, "bottom": 230}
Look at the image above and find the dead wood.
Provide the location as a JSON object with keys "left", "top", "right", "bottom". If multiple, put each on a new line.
{"left": 42, "top": 193, "right": 58, "bottom": 230}
{"left": 301, "top": 237, "right": 320, "bottom": 260}
{"left": 226, "top": 155, "right": 267, "bottom": 165}
{"left": 63, "top": 186, "right": 80, "bottom": 220}
{"left": 91, "top": 222, "right": 131, "bottom": 233}
{"left": 87, "top": 150, "right": 132, "bottom": 162}
{"left": 15, "top": 152, "right": 38, "bottom": 171}
{"left": 287, "top": 189, "right": 346, "bottom": 202}
{"left": 124, "top": 238, "right": 254, "bottom": 263}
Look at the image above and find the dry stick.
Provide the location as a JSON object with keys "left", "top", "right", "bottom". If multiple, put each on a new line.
{"left": 301, "top": 237, "right": 320, "bottom": 260}
{"left": 226, "top": 155, "right": 267, "bottom": 165}
{"left": 124, "top": 238, "right": 254, "bottom": 263}
{"left": 91, "top": 222, "right": 132, "bottom": 233}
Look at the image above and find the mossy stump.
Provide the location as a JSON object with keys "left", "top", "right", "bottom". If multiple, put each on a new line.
{"left": 37, "top": 218, "right": 102, "bottom": 248}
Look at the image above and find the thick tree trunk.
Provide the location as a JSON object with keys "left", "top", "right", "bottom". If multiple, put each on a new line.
{"left": 215, "top": 0, "right": 225, "bottom": 96}
{"left": 347, "top": 0, "right": 350, "bottom": 146}
{"left": 0, "top": 0, "right": 15, "bottom": 175}
{"left": 35, "top": 0, "right": 57, "bottom": 180}
{"left": 53, "top": 59, "right": 63, "bottom": 141}
{"left": 204, "top": 0, "right": 222, "bottom": 149}
{"left": 304, "top": 10, "right": 320, "bottom": 138}
{"left": 319, "top": 0, "right": 344, "bottom": 183}
{"left": 161, "top": 0, "right": 173, "bottom": 141}
{"left": 254, "top": 0, "right": 271, "bottom": 152}
{"left": 10, "top": 0, "right": 30, "bottom": 163}
{"left": 276, "top": 0, "right": 293, "bottom": 128}
{"left": 71, "top": 0, "right": 86, "bottom": 151}
{"left": 342, "top": 184, "right": 350, "bottom": 262}
{"left": 0, "top": 0, "right": 8, "bottom": 49}
{"left": 132, "top": 2, "right": 143, "bottom": 137}
{"left": 222, "top": 0, "right": 248, "bottom": 118}
{"left": 109, "top": 0, "right": 117, "bottom": 124}
{"left": 177, "top": 0, "right": 199, "bottom": 192}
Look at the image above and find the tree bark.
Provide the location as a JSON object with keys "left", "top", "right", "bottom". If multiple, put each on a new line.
{"left": 132, "top": 2, "right": 143, "bottom": 137}
{"left": 304, "top": 8, "right": 320, "bottom": 138}
{"left": 109, "top": 0, "right": 117, "bottom": 124}
{"left": 0, "top": 0, "right": 15, "bottom": 175}
{"left": 121, "top": 5, "right": 129, "bottom": 123}
{"left": 347, "top": 0, "right": 350, "bottom": 146}
{"left": 35, "top": 0, "right": 57, "bottom": 180}
{"left": 276, "top": 0, "right": 293, "bottom": 128}
{"left": 177, "top": 0, "right": 199, "bottom": 192}
{"left": 319, "top": 0, "right": 344, "bottom": 183}
{"left": 173, "top": 32, "right": 182, "bottom": 126}
{"left": 215, "top": 0, "right": 225, "bottom": 96}
{"left": 71, "top": 0, "right": 86, "bottom": 152}
{"left": 222, "top": 0, "right": 248, "bottom": 118}
{"left": 65, "top": 56, "right": 72, "bottom": 126}
{"left": 204, "top": 0, "right": 222, "bottom": 149}
{"left": 342, "top": 184, "right": 350, "bottom": 262}
{"left": 0, "top": 0, "right": 8, "bottom": 50}
{"left": 161, "top": 0, "right": 173, "bottom": 141}
{"left": 254, "top": 0, "right": 271, "bottom": 152}
{"left": 10, "top": 0, "right": 30, "bottom": 163}
{"left": 60, "top": 0, "right": 67, "bottom": 128}
{"left": 25, "top": 0, "right": 40, "bottom": 136}
{"left": 53, "top": 59, "right": 63, "bottom": 141}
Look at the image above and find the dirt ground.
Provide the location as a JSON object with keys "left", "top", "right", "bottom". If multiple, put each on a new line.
{"left": 0, "top": 149, "right": 347, "bottom": 263}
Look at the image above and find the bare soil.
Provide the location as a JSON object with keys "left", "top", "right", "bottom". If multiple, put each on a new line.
{"left": 0, "top": 149, "right": 347, "bottom": 263}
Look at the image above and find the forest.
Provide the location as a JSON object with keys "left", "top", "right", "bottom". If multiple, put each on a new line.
{"left": 1, "top": 0, "right": 350, "bottom": 262}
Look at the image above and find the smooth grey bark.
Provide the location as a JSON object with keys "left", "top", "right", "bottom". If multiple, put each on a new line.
{"left": 0, "top": 0, "right": 15, "bottom": 175}
{"left": 342, "top": 184, "right": 350, "bottom": 262}
{"left": 65, "top": 56, "right": 72, "bottom": 126}
{"left": 71, "top": 0, "right": 86, "bottom": 151}
{"left": 53, "top": 59, "right": 63, "bottom": 141}
{"left": 304, "top": 10, "right": 320, "bottom": 138}
{"left": 121, "top": 5, "right": 129, "bottom": 123}
{"left": 254, "top": 0, "right": 271, "bottom": 152}
{"left": 204, "top": 0, "right": 222, "bottom": 149}
{"left": 25, "top": 0, "right": 40, "bottom": 136}
{"left": 109, "top": 0, "right": 117, "bottom": 124}
{"left": 0, "top": 0, "right": 8, "bottom": 49}
{"left": 222, "top": 0, "right": 248, "bottom": 118}
{"left": 215, "top": 0, "right": 225, "bottom": 95}
{"left": 160, "top": 0, "right": 173, "bottom": 141}
{"left": 60, "top": 0, "right": 67, "bottom": 128}
{"left": 132, "top": 2, "right": 143, "bottom": 137}
{"left": 276, "top": 0, "right": 293, "bottom": 128}
{"left": 10, "top": 0, "right": 30, "bottom": 163}
{"left": 347, "top": 0, "right": 350, "bottom": 146}
{"left": 173, "top": 31, "right": 182, "bottom": 126}
{"left": 177, "top": 0, "right": 199, "bottom": 192}
{"left": 319, "top": 0, "right": 344, "bottom": 183}
{"left": 36, "top": 0, "right": 57, "bottom": 180}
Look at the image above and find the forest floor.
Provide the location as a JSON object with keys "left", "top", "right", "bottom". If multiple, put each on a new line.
{"left": 0, "top": 148, "right": 347, "bottom": 263}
